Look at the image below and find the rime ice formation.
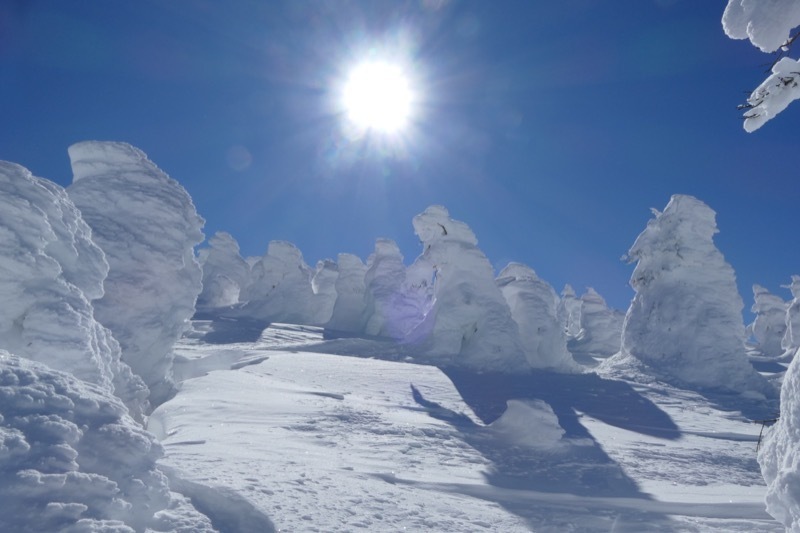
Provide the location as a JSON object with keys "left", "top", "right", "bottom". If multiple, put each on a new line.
{"left": 783, "top": 276, "right": 800, "bottom": 355}
{"left": 0, "top": 161, "right": 147, "bottom": 418}
{"left": 558, "top": 285, "right": 583, "bottom": 340}
{"left": 489, "top": 399, "right": 566, "bottom": 450}
{"left": 240, "top": 240, "right": 316, "bottom": 324}
{"left": 607, "top": 195, "right": 771, "bottom": 395}
{"left": 723, "top": 1, "right": 800, "bottom": 131}
{"left": 497, "top": 263, "right": 577, "bottom": 371}
{"left": 362, "top": 238, "right": 429, "bottom": 339}
{"left": 748, "top": 284, "right": 788, "bottom": 358}
{"left": 0, "top": 354, "right": 211, "bottom": 532}
{"left": 569, "top": 288, "right": 624, "bottom": 359}
{"left": 67, "top": 141, "right": 205, "bottom": 408}
{"left": 722, "top": 0, "right": 800, "bottom": 53}
{"left": 759, "top": 346, "right": 800, "bottom": 531}
{"left": 311, "top": 259, "right": 339, "bottom": 325}
{"left": 326, "top": 253, "right": 368, "bottom": 332}
{"left": 197, "top": 231, "right": 250, "bottom": 309}
{"left": 407, "top": 206, "right": 528, "bottom": 372}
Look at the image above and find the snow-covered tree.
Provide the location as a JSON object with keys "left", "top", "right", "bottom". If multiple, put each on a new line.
{"left": 0, "top": 160, "right": 148, "bottom": 419}
{"left": 197, "top": 231, "right": 250, "bottom": 309}
{"left": 240, "top": 240, "right": 316, "bottom": 324}
{"left": 406, "top": 206, "right": 528, "bottom": 372}
{"left": 68, "top": 141, "right": 205, "bottom": 409}
{"left": 497, "top": 263, "right": 578, "bottom": 371}
{"left": 748, "top": 284, "right": 788, "bottom": 358}
{"left": 362, "top": 238, "right": 429, "bottom": 339}
{"left": 783, "top": 275, "right": 800, "bottom": 355}
{"left": 311, "top": 259, "right": 339, "bottom": 325}
{"left": 723, "top": 0, "right": 800, "bottom": 131}
{"left": 557, "top": 284, "right": 582, "bottom": 340}
{"left": 569, "top": 288, "right": 624, "bottom": 359}
{"left": 608, "top": 195, "right": 771, "bottom": 395}
{"left": 326, "top": 253, "right": 368, "bottom": 333}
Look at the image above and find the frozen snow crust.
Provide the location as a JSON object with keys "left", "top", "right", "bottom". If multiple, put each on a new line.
{"left": 68, "top": 141, "right": 205, "bottom": 408}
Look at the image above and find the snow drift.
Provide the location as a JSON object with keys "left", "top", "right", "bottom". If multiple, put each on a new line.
{"left": 605, "top": 195, "right": 771, "bottom": 395}
{"left": 67, "top": 141, "right": 205, "bottom": 409}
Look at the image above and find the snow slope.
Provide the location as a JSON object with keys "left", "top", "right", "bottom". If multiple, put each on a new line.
{"left": 149, "top": 318, "right": 782, "bottom": 532}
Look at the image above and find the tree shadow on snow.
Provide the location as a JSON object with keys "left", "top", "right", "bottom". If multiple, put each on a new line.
{"left": 411, "top": 371, "right": 683, "bottom": 530}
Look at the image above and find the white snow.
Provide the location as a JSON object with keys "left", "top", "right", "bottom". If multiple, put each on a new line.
{"left": 605, "top": 195, "right": 773, "bottom": 396}
{"left": 67, "top": 141, "right": 205, "bottom": 408}
{"left": 311, "top": 259, "right": 339, "bottom": 325}
{"left": 326, "top": 253, "right": 368, "bottom": 333}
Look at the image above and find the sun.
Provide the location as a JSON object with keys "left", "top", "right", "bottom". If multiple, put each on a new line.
{"left": 342, "top": 61, "right": 413, "bottom": 134}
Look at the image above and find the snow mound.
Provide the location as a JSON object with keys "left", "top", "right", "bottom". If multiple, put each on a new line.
{"left": 0, "top": 353, "right": 208, "bottom": 532}
{"left": 607, "top": 195, "right": 772, "bottom": 395}
{"left": 569, "top": 288, "right": 624, "bottom": 359}
{"left": 240, "top": 240, "right": 316, "bottom": 324}
{"left": 488, "top": 399, "right": 566, "bottom": 450}
{"left": 722, "top": 0, "right": 800, "bottom": 53}
{"left": 326, "top": 253, "right": 368, "bottom": 333}
{"left": 67, "top": 141, "right": 205, "bottom": 408}
{"left": 497, "top": 263, "right": 578, "bottom": 371}
{"left": 408, "top": 206, "right": 529, "bottom": 372}
{"left": 197, "top": 231, "right": 250, "bottom": 309}
{"left": 759, "top": 346, "right": 800, "bottom": 530}
{"left": 748, "top": 284, "right": 788, "bottom": 358}
{"left": 0, "top": 160, "right": 147, "bottom": 418}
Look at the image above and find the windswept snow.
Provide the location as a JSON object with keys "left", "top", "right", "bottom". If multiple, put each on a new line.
{"left": 67, "top": 141, "right": 205, "bottom": 408}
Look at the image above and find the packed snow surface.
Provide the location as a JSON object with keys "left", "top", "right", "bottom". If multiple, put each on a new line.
{"left": 147, "top": 318, "right": 783, "bottom": 532}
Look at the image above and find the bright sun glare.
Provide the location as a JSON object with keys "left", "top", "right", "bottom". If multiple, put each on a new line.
{"left": 342, "top": 61, "right": 413, "bottom": 134}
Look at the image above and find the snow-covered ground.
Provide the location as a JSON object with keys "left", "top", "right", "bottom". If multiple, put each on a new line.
{"left": 148, "top": 319, "right": 783, "bottom": 532}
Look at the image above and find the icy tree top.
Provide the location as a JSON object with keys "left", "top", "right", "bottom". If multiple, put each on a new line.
{"left": 626, "top": 195, "right": 722, "bottom": 288}
{"left": 723, "top": 0, "right": 800, "bottom": 53}
{"left": 412, "top": 205, "right": 478, "bottom": 247}
{"left": 788, "top": 275, "right": 800, "bottom": 299}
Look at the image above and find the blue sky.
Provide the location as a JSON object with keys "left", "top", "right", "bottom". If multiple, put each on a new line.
{"left": 1, "top": 0, "right": 798, "bottom": 314}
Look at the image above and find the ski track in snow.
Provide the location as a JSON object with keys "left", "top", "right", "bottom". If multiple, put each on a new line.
{"left": 151, "top": 320, "right": 783, "bottom": 532}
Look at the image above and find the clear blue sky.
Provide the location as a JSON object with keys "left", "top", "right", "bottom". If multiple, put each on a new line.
{"left": 1, "top": 0, "right": 798, "bottom": 314}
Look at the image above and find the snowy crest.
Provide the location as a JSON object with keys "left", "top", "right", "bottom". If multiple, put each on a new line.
{"left": 240, "top": 240, "right": 316, "bottom": 324}
{"left": 67, "top": 141, "right": 205, "bottom": 408}
{"left": 612, "top": 195, "right": 771, "bottom": 395}
{"left": 326, "top": 253, "right": 368, "bottom": 332}
{"left": 497, "top": 263, "right": 578, "bottom": 372}
{"left": 0, "top": 161, "right": 147, "bottom": 418}
{"left": 197, "top": 231, "right": 250, "bottom": 309}
{"left": 408, "top": 206, "right": 528, "bottom": 372}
